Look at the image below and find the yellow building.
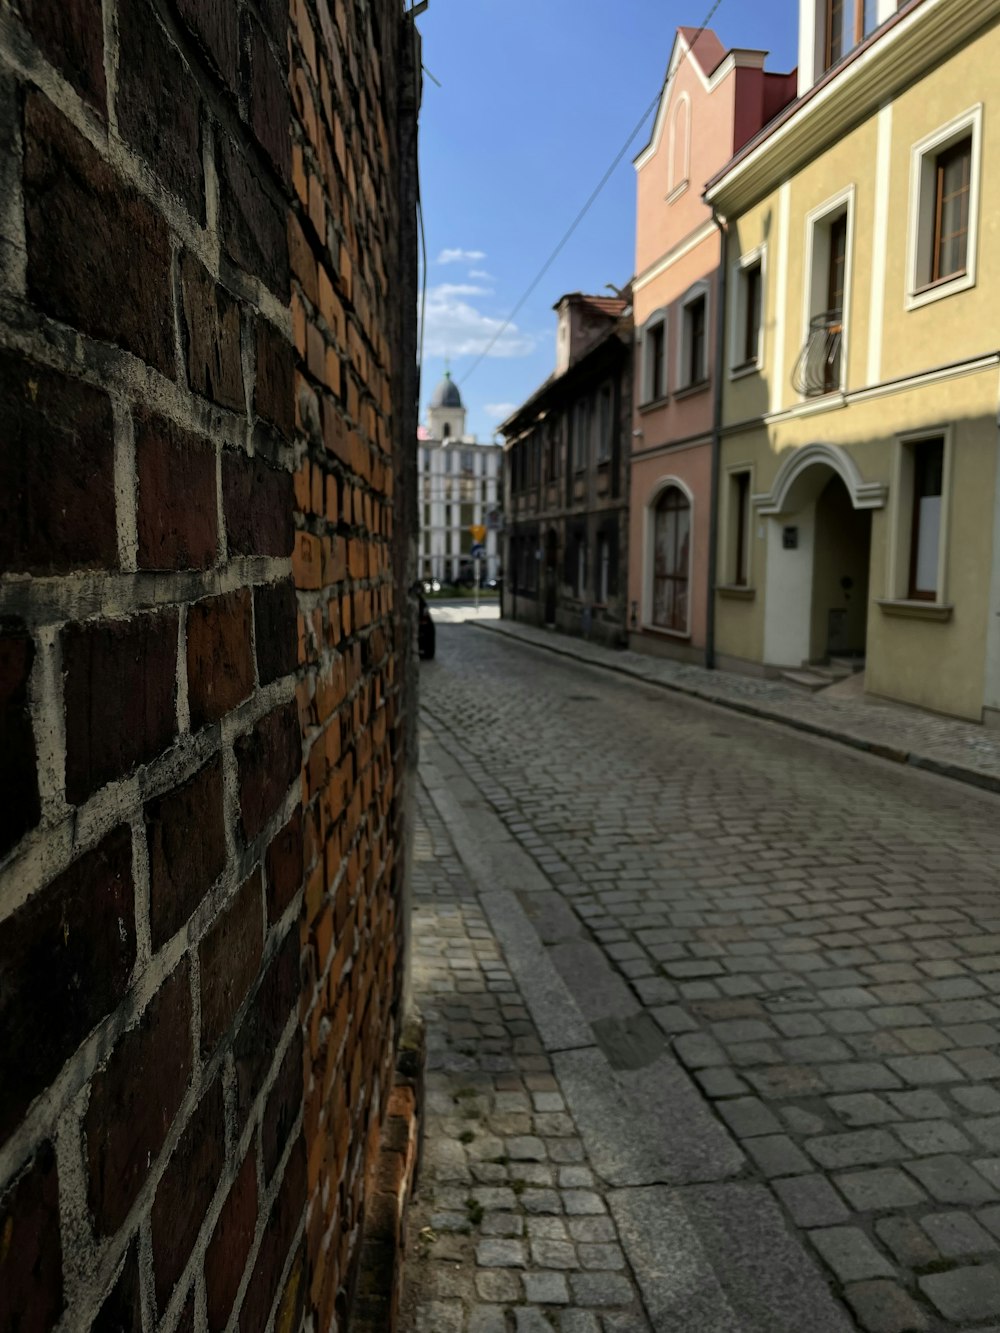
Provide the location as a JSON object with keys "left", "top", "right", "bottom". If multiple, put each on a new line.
{"left": 706, "top": 0, "right": 1000, "bottom": 721}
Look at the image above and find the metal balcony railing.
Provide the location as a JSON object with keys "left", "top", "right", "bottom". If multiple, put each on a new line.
{"left": 791, "top": 310, "right": 843, "bottom": 397}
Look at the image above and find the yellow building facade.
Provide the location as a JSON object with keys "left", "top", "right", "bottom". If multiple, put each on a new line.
{"left": 707, "top": 0, "right": 1000, "bottom": 721}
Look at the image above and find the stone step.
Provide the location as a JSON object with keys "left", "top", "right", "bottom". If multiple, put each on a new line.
{"left": 829, "top": 654, "right": 866, "bottom": 674}
{"left": 781, "top": 669, "right": 833, "bottom": 692}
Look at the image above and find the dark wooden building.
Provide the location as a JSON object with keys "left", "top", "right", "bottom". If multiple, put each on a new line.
{"left": 500, "top": 292, "right": 633, "bottom": 647}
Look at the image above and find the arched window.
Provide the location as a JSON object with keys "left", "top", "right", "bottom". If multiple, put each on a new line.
{"left": 442, "top": 422, "right": 451, "bottom": 439}
{"left": 653, "top": 486, "right": 691, "bottom": 631}
{"left": 668, "top": 95, "right": 691, "bottom": 195}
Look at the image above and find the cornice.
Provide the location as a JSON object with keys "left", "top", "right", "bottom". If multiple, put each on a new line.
{"left": 706, "top": 0, "right": 997, "bottom": 216}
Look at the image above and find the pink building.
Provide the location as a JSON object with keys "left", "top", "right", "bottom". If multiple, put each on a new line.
{"left": 629, "top": 28, "right": 795, "bottom": 660}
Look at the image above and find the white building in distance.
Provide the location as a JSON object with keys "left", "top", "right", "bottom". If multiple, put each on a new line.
{"left": 418, "top": 372, "right": 501, "bottom": 584}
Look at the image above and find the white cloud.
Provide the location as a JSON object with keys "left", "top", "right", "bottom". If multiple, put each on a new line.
{"left": 436, "top": 247, "right": 487, "bottom": 265}
{"left": 422, "top": 284, "right": 534, "bottom": 359}
{"left": 469, "top": 269, "right": 494, "bottom": 281}
{"left": 484, "top": 402, "right": 518, "bottom": 421}
{"left": 433, "top": 283, "right": 494, "bottom": 298}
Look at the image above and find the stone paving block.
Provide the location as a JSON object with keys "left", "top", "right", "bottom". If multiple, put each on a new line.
{"left": 828, "top": 1094, "right": 902, "bottom": 1127}
{"left": 469, "top": 1310, "right": 508, "bottom": 1333}
{"left": 833, "top": 1168, "right": 926, "bottom": 1212}
{"left": 522, "top": 1188, "right": 561, "bottom": 1214}
{"left": 885, "top": 1090, "right": 951, "bottom": 1119}
{"left": 921, "top": 1209, "right": 997, "bottom": 1257}
{"left": 887, "top": 1054, "right": 965, "bottom": 1085}
{"left": 482, "top": 1212, "right": 524, "bottom": 1236}
{"left": 821, "top": 1063, "right": 902, "bottom": 1093}
{"left": 894, "top": 1119, "right": 972, "bottom": 1155}
{"left": 475, "top": 1269, "right": 522, "bottom": 1301}
{"left": 806, "top": 1129, "right": 904, "bottom": 1169}
{"left": 772, "top": 1174, "right": 851, "bottom": 1227}
{"left": 523, "top": 1271, "right": 571, "bottom": 1304}
{"left": 569, "top": 1272, "right": 638, "bottom": 1307}
{"left": 954, "top": 1086, "right": 1000, "bottom": 1114}
{"left": 903, "top": 1154, "right": 998, "bottom": 1205}
{"left": 919, "top": 1263, "right": 1000, "bottom": 1321}
{"left": 744, "top": 1134, "right": 813, "bottom": 1178}
{"left": 558, "top": 1314, "right": 601, "bottom": 1333}
{"left": 514, "top": 1310, "right": 556, "bottom": 1333}
{"left": 844, "top": 1279, "right": 929, "bottom": 1332}
{"left": 875, "top": 1217, "right": 940, "bottom": 1268}
{"left": 578, "top": 1242, "right": 626, "bottom": 1270}
{"left": 564, "top": 1190, "right": 607, "bottom": 1215}
{"left": 568, "top": 1216, "right": 617, "bottom": 1242}
{"left": 530, "top": 1238, "right": 577, "bottom": 1268}
{"left": 416, "top": 1300, "right": 465, "bottom": 1332}
{"left": 476, "top": 1237, "right": 527, "bottom": 1267}
{"left": 808, "top": 1226, "right": 895, "bottom": 1281}
{"left": 715, "top": 1096, "right": 783, "bottom": 1138}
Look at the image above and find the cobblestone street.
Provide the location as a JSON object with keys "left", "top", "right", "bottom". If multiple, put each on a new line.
{"left": 403, "top": 622, "right": 1000, "bottom": 1332}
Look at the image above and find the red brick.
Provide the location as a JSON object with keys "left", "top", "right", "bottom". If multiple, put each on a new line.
{"left": 116, "top": 0, "right": 204, "bottom": 219}
{"left": 262, "top": 1030, "right": 303, "bottom": 1183}
{"left": 233, "top": 926, "right": 300, "bottom": 1127}
{"left": 151, "top": 1079, "right": 225, "bottom": 1315}
{"left": 218, "top": 134, "right": 289, "bottom": 299}
{"left": 19, "top": 0, "right": 106, "bottom": 111}
{"left": 186, "top": 588, "right": 255, "bottom": 730}
{"left": 239, "top": 1138, "right": 307, "bottom": 1333}
{"left": 62, "top": 609, "right": 178, "bottom": 804}
{"left": 199, "top": 870, "right": 265, "bottom": 1054}
{"left": 223, "top": 450, "right": 295, "bottom": 557}
{"left": 236, "top": 701, "right": 302, "bottom": 843}
{"left": 145, "top": 756, "right": 226, "bottom": 949}
{"left": 173, "top": 0, "right": 239, "bottom": 89}
{"left": 247, "top": 13, "right": 291, "bottom": 184}
{"left": 0, "top": 827, "right": 135, "bottom": 1147}
{"left": 86, "top": 962, "right": 192, "bottom": 1235}
{"left": 23, "top": 94, "right": 173, "bottom": 375}
{"left": 254, "top": 580, "right": 298, "bottom": 686}
{"left": 0, "top": 1143, "right": 63, "bottom": 1333}
{"left": 0, "top": 350, "right": 116, "bottom": 575}
{"left": 205, "top": 1146, "right": 258, "bottom": 1332}
{"left": 136, "top": 407, "right": 218, "bottom": 570}
{"left": 91, "top": 1239, "right": 142, "bottom": 1332}
{"left": 180, "top": 251, "right": 246, "bottom": 411}
{"left": 0, "top": 621, "right": 41, "bottom": 857}
{"left": 256, "top": 317, "right": 295, "bottom": 438}
{"left": 266, "top": 811, "right": 303, "bottom": 925}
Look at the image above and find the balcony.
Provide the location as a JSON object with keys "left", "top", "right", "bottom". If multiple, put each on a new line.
{"left": 792, "top": 310, "right": 843, "bottom": 397}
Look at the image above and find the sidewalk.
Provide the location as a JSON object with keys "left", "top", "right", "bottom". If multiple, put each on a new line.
{"left": 473, "top": 619, "right": 1000, "bottom": 796}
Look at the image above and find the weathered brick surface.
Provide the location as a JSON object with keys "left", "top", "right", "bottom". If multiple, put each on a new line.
{"left": 0, "top": 0, "right": 417, "bottom": 1327}
{"left": 0, "top": 349, "right": 116, "bottom": 575}
{"left": 135, "top": 407, "right": 219, "bottom": 570}
{"left": 62, "top": 610, "right": 179, "bottom": 802}
{"left": 0, "top": 622, "right": 40, "bottom": 857}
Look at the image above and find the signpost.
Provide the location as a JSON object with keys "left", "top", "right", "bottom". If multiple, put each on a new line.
{"left": 469, "top": 525, "right": 487, "bottom": 612}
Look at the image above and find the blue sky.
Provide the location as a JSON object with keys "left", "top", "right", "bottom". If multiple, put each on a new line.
{"left": 416, "top": 0, "right": 800, "bottom": 442}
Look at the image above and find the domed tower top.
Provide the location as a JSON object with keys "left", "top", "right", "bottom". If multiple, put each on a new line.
{"left": 427, "top": 368, "right": 468, "bottom": 441}
{"left": 430, "top": 370, "right": 463, "bottom": 410}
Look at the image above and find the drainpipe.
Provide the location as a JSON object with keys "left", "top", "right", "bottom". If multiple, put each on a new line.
{"left": 706, "top": 205, "right": 728, "bottom": 671}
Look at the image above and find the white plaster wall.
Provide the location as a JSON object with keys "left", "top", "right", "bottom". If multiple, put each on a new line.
{"left": 763, "top": 506, "right": 817, "bottom": 666}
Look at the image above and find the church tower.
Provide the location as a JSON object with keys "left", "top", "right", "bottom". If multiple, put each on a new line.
{"left": 427, "top": 369, "right": 467, "bottom": 442}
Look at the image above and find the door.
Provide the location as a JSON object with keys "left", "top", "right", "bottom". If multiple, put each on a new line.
{"left": 545, "top": 529, "right": 558, "bottom": 624}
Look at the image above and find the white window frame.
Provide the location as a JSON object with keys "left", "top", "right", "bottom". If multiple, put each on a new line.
{"left": 642, "top": 475, "right": 694, "bottom": 637}
{"left": 905, "top": 104, "right": 983, "bottom": 313}
{"left": 640, "top": 312, "right": 669, "bottom": 405}
{"left": 886, "top": 425, "right": 954, "bottom": 606}
{"left": 729, "top": 244, "right": 767, "bottom": 379}
{"left": 676, "top": 281, "right": 710, "bottom": 391}
{"left": 800, "top": 184, "right": 855, "bottom": 400}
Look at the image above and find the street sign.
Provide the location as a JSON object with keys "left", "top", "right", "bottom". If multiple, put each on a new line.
{"left": 469, "top": 524, "right": 487, "bottom": 543}
{"left": 470, "top": 542, "right": 486, "bottom": 559}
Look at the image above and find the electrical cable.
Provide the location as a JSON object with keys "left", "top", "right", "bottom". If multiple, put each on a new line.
{"left": 458, "top": 0, "right": 726, "bottom": 387}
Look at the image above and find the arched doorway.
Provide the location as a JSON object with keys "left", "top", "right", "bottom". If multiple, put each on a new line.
{"left": 759, "top": 445, "right": 884, "bottom": 668}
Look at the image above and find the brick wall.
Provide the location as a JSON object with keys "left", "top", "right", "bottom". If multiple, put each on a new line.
{"left": 0, "top": 1, "right": 418, "bottom": 1329}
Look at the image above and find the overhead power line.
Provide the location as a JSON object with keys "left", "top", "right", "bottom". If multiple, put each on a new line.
{"left": 459, "top": 0, "right": 726, "bottom": 388}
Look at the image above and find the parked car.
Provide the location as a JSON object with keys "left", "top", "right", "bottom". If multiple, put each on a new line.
{"left": 421, "top": 577, "right": 441, "bottom": 594}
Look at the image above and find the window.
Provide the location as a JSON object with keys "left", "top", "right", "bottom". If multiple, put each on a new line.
{"left": 532, "top": 433, "right": 541, "bottom": 487}
{"left": 643, "top": 319, "right": 666, "bottom": 403}
{"left": 652, "top": 486, "right": 691, "bottom": 633}
{"left": 824, "top": 214, "right": 847, "bottom": 392}
{"left": 679, "top": 291, "right": 708, "bottom": 389}
{"left": 908, "top": 437, "right": 944, "bottom": 600}
{"left": 462, "top": 449, "right": 474, "bottom": 472}
{"left": 797, "top": 191, "right": 852, "bottom": 398}
{"left": 546, "top": 420, "right": 559, "bottom": 481}
{"left": 908, "top": 108, "right": 981, "bottom": 308}
{"left": 442, "top": 422, "right": 450, "bottom": 439}
{"left": 573, "top": 399, "right": 590, "bottom": 471}
{"left": 732, "top": 471, "right": 751, "bottom": 586}
{"left": 824, "top": 0, "right": 877, "bottom": 70}
{"left": 597, "top": 384, "right": 613, "bottom": 463}
{"left": 931, "top": 139, "right": 971, "bottom": 283}
{"left": 740, "top": 264, "right": 762, "bottom": 367}
{"left": 577, "top": 538, "right": 587, "bottom": 598}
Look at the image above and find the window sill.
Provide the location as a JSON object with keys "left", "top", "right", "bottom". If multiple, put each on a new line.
{"left": 729, "top": 360, "right": 761, "bottom": 381}
{"left": 906, "top": 269, "right": 974, "bottom": 310}
{"left": 642, "top": 623, "right": 691, "bottom": 641}
{"left": 876, "top": 598, "right": 953, "bottom": 622}
{"left": 674, "top": 378, "right": 710, "bottom": 401}
{"left": 666, "top": 180, "right": 689, "bottom": 205}
{"left": 639, "top": 395, "right": 669, "bottom": 414}
{"left": 717, "top": 584, "right": 755, "bottom": 601}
